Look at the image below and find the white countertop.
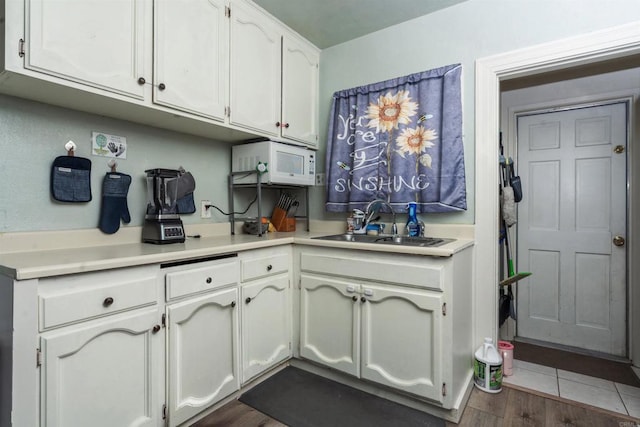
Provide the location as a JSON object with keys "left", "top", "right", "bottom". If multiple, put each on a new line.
{"left": 0, "top": 230, "right": 474, "bottom": 281}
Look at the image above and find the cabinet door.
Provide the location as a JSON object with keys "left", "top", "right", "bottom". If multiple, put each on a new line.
{"left": 167, "top": 287, "right": 239, "bottom": 427}
{"left": 299, "top": 274, "right": 360, "bottom": 376}
{"left": 281, "top": 34, "right": 319, "bottom": 146}
{"left": 229, "top": 0, "right": 281, "bottom": 135}
{"left": 40, "top": 308, "right": 163, "bottom": 427}
{"left": 154, "top": 0, "right": 227, "bottom": 121}
{"left": 360, "top": 284, "right": 444, "bottom": 403}
{"left": 26, "top": 0, "right": 149, "bottom": 99}
{"left": 241, "top": 275, "right": 291, "bottom": 383}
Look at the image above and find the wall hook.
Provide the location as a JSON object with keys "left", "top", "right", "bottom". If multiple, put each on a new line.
{"left": 107, "top": 159, "right": 117, "bottom": 172}
{"left": 65, "top": 140, "right": 77, "bottom": 156}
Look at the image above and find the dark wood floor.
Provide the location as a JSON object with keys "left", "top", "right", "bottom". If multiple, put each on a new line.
{"left": 193, "top": 384, "right": 638, "bottom": 426}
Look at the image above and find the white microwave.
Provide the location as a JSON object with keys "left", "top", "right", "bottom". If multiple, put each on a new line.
{"left": 232, "top": 140, "right": 316, "bottom": 186}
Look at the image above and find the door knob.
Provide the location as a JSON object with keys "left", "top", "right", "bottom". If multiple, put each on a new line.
{"left": 613, "top": 236, "right": 625, "bottom": 247}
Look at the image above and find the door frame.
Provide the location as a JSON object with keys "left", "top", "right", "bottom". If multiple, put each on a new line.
{"left": 474, "top": 20, "right": 640, "bottom": 365}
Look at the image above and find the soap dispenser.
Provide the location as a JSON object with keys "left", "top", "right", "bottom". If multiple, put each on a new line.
{"left": 406, "top": 202, "right": 419, "bottom": 236}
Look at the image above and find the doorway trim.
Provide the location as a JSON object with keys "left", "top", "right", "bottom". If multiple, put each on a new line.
{"left": 474, "top": 20, "right": 640, "bottom": 363}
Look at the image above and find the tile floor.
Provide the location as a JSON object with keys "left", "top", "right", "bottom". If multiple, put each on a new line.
{"left": 505, "top": 358, "right": 640, "bottom": 418}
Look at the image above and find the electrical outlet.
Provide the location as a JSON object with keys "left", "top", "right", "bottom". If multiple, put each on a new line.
{"left": 201, "top": 200, "right": 211, "bottom": 219}
{"left": 315, "top": 173, "right": 325, "bottom": 186}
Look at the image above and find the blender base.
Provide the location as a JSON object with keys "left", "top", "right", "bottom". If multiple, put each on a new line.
{"left": 142, "top": 218, "right": 185, "bottom": 244}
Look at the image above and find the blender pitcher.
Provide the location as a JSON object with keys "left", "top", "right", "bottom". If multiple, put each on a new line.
{"left": 142, "top": 168, "right": 185, "bottom": 244}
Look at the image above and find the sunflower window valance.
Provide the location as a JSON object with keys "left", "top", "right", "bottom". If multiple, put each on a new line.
{"left": 325, "top": 63, "right": 466, "bottom": 214}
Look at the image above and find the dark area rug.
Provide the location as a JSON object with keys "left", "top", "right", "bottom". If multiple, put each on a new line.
{"left": 239, "top": 366, "right": 445, "bottom": 427}
{"left": 514, "top": 341, "right": 640, "bottom": 387}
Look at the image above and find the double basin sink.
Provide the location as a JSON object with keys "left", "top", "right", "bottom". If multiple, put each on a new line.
{"left": 312, "top": 234, "right": 454, "bottom": 248}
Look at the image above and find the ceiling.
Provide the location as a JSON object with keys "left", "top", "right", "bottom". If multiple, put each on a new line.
{"left": 252, "top": 0, "right": 468, "bottom": 49}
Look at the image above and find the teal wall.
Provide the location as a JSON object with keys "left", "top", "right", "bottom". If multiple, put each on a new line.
{"left": 317, "top": 0, "right": 640, "bottom": 224}
{"left": 0, "top": 95, "right": 232, "bottom": 232}
{"left": 1, "top": 0, "right": 639, "bottom": 233}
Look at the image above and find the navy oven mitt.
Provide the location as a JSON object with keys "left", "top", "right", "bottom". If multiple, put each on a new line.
{"left": 51, "top": 155, "right": 92, "bottom": 202}
{"left": 99, "top": 172, "right": 132, "bottom": 234}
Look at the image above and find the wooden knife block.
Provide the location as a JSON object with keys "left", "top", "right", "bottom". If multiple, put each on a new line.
{"left": 271, "top": 207, "right": 296, "bottom": 232}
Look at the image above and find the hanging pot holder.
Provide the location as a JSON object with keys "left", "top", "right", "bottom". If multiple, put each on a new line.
{"left": 175, "top": 168, "right": 196, "bottom": 214}
{"left": 51, "top": 156, "right": 92, "bottom": 202}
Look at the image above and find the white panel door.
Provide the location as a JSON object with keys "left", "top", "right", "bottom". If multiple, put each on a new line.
{"left": 241, "top": 275, "right": 291, "bottom": 383}
{"left": 229, "top": 0, "right": 281, "bottom": 135}
{"left": 154, "top": 0, "right": 227, "bottom": 120}
{"left": 167, "top": 287, "right": 239, "bottom": 427}
{"left": 26, "top": 0, "right": 149, "bottom": 99}
{"left": 360, "top": 284, "right": 444, "bottom": 403}
{"left": 517, "top": 102, "right": 627, "bottom": 356}
{"left": 40, "top": 309, "right": 162, "bottom": 427}
{"left": 299, "top": 274, "right": 360, "bottom": 377}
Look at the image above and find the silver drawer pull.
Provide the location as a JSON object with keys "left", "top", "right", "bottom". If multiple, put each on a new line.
{"left": 103, "top": 297, "right": 114, "bottom": 307}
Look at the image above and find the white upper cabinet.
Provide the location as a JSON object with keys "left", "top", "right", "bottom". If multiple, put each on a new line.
{"left": 281, "top": 33, "right": 319, "bottom": 145}
{"left": 153, "top": 0, "right": 228, "bottom": 121}
{"left": 25, "top": 0, "right": 150, "bottom": 99}
{"left": 229, "top": 0, "right": 282, "bottom": 136}
{"left": 3, "top": 0, "right": 318, "bottom": 142}
{"left": 230, "top": 0, "right": 319, "bottom": 146}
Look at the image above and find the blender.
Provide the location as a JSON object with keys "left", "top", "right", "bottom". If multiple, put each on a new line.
{"left": 142, "top": 168, "right": 185, "bottom": 244}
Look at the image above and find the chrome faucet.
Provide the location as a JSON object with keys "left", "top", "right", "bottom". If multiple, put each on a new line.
{"left": 364, "top": 199, "right": 398, "bottom": 235}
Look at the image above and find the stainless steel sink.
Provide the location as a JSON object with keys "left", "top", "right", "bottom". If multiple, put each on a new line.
{"left": 373, "top": 235, "right": 455, "bottom": 247}
{"left": 312, "top": 234, "right": 455, "bottom": 247}
{"left": 311, "top": 234, "right": 380, "bottom": 243}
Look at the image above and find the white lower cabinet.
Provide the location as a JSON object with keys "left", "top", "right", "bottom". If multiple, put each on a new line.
{"left": 299, "top": 274, "right": 360, "bottom": 376}
{"left": 166, "top": 287, "right": 239, "bottom": 427}
{"left": 300, "top": 275, "right": 444, "bottom": 403}
{"left": 162, "top": 256, "right": 240, "bottom": 426}
{"left": 299, "top": 247, "right": 473, "bottom": 409}
{"left": 239, "top": 246, "right": 293, "bottom": 383}
{"left": 360, "top": 284, "right": 444, "bottom": 403}
{"left": 40, "top": 308, "right": 163, "bottom": 427}
{"left": 2, "top": 243, "right": 472, "bottom": 426}
{"left": 241, "top": 275, "right": 291, "bottom": 383}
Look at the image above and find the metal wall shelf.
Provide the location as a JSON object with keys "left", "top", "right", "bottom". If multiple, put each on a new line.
{"left": 228, "top": 171, "right": 310, "bottom": 237}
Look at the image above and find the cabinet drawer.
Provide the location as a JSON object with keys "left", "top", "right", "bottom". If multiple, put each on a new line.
{"left": 165, "top": 259, "right": 239, "bottom": 301}
{"left": 39, "top": 265, "right": 158, "bottom": 331}
{"left": 241, "top": 250, "right": 289, "bottom": 282}
{"left": 300, "top": 251, "right": 445, "bottom": 291}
